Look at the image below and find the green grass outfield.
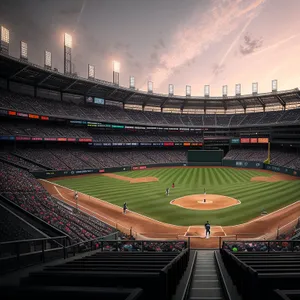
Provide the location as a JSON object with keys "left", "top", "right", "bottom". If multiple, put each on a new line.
{"left": 53, "top": 167, "right": 300, "bottom": 226}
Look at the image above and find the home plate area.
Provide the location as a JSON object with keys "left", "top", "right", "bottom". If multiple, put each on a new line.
{"left": 185, "top": 226, "right": 226, "bottom": 238}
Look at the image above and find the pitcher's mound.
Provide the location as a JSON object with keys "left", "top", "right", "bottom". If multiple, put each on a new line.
{"left": 171, "top": 194, "right": 240, "bottom": 211}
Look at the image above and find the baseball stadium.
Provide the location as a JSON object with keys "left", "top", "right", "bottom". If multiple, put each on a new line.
{"left": 1, "top": 1, "right": 300, "bottom": 299}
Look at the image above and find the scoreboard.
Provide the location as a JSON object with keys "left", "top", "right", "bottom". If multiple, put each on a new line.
{"left": 188, "top": 150, "right": 224, "bottom": 163}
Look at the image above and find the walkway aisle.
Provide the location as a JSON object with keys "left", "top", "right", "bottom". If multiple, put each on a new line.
{"left": 187, "top": 250, "right": 225, "bottom": 300}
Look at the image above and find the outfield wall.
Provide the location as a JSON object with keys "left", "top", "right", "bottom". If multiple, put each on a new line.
{"left": 31, "top": 162, "right": 223, "bottom": 178}
{"left": 31, "top": 161, "right": 299, "bottom": 179}
{"left": 222, "top": 160, "right": 264, "bottom": 169}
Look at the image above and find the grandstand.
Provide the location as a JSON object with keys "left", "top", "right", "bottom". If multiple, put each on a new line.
{"left": 1, "top": 18, "right": 300, "bottom": 300}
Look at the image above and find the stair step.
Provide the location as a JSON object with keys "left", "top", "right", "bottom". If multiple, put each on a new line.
{"left": 190, "top": 287, "right": 223, "bottom": 298}
{"left": 187, "top": 251, "right": 225, "bottom": 300}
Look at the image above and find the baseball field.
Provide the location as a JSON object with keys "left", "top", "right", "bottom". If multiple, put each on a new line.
{"left": 48, "top": 167, "right": 300, "bottom": 226}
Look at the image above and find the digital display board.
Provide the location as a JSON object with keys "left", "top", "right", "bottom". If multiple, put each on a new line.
{"left": 250, "top": 138, "right": 258, "bottom": 143}
{"left": 231, "top": 138, "right": 240, "bottom": 144}
{"left": 29, "top": 114, "right": 39, "bottom": 119}
{"left": 86, "top": 97, "right": 93, "bottom": 103}
{"left": 94, "top": 97, "right": 105, "bottom": 105}
{"left": 240, "top": 138, "right": 250, "bottom": 143}
{"left": 258, "top": 138, "right": 269, "bottom": 143}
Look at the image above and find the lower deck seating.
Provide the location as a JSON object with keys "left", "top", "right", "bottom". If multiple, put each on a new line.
{"left": 5, "top": 250, "right": 189, "bottom": 300}
{"left": 221, "top": 249, "right": 300, "bottom": 300}
{"left": 2, "top": 286, "right": 143, "bottom": 300}
{"left": 273, "top": 289, "right": 300, "bottom": 300}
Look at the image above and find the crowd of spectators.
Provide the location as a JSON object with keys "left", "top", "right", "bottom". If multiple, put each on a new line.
{"left": 0, "top": 122, "right": 202, "bottom": 142}
{"left": 224, "top": 148, "right": 300, "bottom": 170}
{"left": 224, "top": 148, "right": 268, "bottom": 161}
{"left": 0, "top": 148, "right": 187, "bottom": 171}
{"left": 100, "top": 240, "right": 187, "bottom": 252}
{"left": 1, "top": 89, "right": 300, "bottom": 127}
{"left": 224, "top": 241, "right": 300, "bottom": 252}
{"left": 0, "top": 162, "right": 117, "bottom": 244}
{"left": 223, "top": 219, "right": 300, "bottom": 252}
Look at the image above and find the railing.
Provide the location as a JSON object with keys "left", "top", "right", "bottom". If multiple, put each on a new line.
{"left": 0, "top": 236, "right": 188, "bottom": 274}
{"left": 222, "top": 239, "right": 300, "bottom": 252}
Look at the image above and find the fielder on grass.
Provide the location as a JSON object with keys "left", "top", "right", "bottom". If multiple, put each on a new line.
{"left": 166, "top": 187, "right": 170, "bottom": 196}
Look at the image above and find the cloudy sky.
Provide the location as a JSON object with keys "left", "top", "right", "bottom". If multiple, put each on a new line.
{"left": 1, "top": 0, "right": 300, "bottom": 97}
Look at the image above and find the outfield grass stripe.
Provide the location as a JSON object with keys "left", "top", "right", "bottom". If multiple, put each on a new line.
{"left": 54, "top": 167, "right": 300, "bottom": 226}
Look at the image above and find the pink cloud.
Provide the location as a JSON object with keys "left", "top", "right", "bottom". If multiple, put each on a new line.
{"left": 147, "top": 0, "right": 266, "bottom": 90}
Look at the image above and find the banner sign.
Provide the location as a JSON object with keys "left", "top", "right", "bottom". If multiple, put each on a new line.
{"left": 258, "top": 138, "right": 269, "bottom": 143}
{"left": 231, "top": 138, "right": 240, "bottom": 144}
{"left": 16, "top": 136, "right": 31, "bottom": 141}
{"left": 29, "top": 114, "right": 39, "bottom": 119}
{"left": 240, "top": 138, "right": 250, "bottom": 143}
{"left": 0, "top": 136, "right": 15, "bottom": 140}
{"left": 222, "top": 160, "right": 263, "bottom": 169}
{"left": 132, "top": 166, "right": 147, "bottom": 170}
{"left": 31, "top": 137, "right": 43, "bottom": 141}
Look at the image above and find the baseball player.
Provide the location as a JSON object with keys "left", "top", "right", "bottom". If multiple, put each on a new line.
{"left": 205, "top": 221, "right": 211, "bottom": 239}
{"left": 123, "top": 202, "right": 128, "bottom": 214}
{"left": 166, "top": 188, "right": 170, "bottom": 196}
{"left": 75, "top": 191, "right": 78, "bottom": 200}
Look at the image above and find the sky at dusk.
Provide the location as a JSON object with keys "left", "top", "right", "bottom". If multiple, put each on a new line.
{"left": 0, "top": 0, "right": 300, "bottom": 97}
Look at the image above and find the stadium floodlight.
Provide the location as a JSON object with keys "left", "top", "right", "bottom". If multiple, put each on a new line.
{"left": 222, "top": 85, "right": 228, "bottom": 97}
{"left": 186, "top": 85, "right": 191, "bottom": 97}
{"left": 20, "top": 41, "right": 28, "bottom": 61}
{"left": 64, "top": 33, "right": 72, "bottom": 48}
{"left": 272, "top": 79, "right": 277, "bottom": 92}
{"left": 44, "top": 50, "right": 52, "bottom": 69}
{"left": 235, "top": 84, "right": 241, "bottom": 96}
{"left": 113, "top": 61, "right": 120, "bottom": 85}
{"left": 1, "top": 26, "right": 9, "bottom": 43}
{"left": 64, "top": 33, "right": 72, "bottom": 74}
{"left": 169, "top": 84, "right": 174, "bottom": 96}
{"left": 252, "top": 82, "right": 258, "bottom": 94}
{"left": 0, "top": 26, "right": 9, "bottom": 54}
{"left": 88, "top": 64, "right": 95, "bottom": 79}
{"left": 204, "top": 85, "right": 210, "bottom": 97}
{"left": 113, "top": 61, "right": 120, "bottom": 73}
{"left": 148, "top": 81, "right": 153, "bottom": 93}
{"left": 129, "top": 76, "right": 135, "bottom": 89}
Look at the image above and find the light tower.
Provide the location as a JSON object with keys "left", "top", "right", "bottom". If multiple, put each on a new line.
{"left": 113, "top": 61, "right": 120, "bottom": 85}
{"left": 64, "top": 33, "right": 72, "bottom": 75}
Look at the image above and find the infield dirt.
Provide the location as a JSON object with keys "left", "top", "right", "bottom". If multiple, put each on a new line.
{"left": 40, "top": 171, "right": 300, "bottom": 248}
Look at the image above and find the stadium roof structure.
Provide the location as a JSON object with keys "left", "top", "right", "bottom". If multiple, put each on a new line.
{"left": 0, "top": 53, "right": 300, "bottom": 111}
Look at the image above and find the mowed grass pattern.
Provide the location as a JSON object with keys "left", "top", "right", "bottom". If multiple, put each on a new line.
{"left": 54, "top": 168, "right": 300, "bottom": 226}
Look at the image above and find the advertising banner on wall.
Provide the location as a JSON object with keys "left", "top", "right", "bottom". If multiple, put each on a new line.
{"left": 222, "top": 160, "right": 263, "bottom": 169}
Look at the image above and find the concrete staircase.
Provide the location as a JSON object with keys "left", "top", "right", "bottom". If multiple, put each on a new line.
{"left": 187, "top": 250, "right": 225, "bottom": 300}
